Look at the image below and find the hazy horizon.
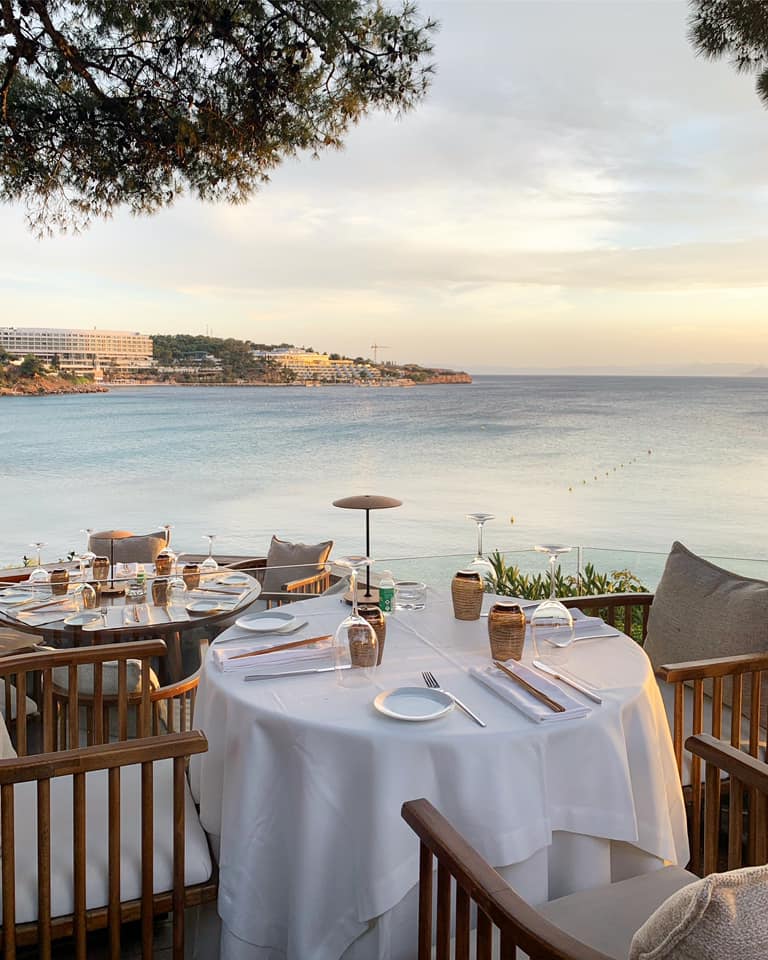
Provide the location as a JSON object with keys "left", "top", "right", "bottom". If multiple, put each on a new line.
{"left": 3, "top": 1, "right": 768, "bottom": 370}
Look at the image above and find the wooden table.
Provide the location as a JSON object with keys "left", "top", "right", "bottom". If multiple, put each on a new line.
{"left": 0, "top": 574, "right": 262, "bottom": 682}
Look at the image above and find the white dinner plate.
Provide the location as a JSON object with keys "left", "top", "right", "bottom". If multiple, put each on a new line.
{"left": 64, "top": 611, "right": 103, "bottom": 627}
{"left": 0, "top": 590, "right": 38, "bottom": 605}
{"left": 187, "top": 599, "right": 224, "bottom": 614}
{"left": 235, "top": 611, "right": 297, "bottom": 633}
{"left": 374, "top": 687, "right": 454, "bottom": 722}
{"left": 219, "top": 574, "right": 251, "bottom": 586}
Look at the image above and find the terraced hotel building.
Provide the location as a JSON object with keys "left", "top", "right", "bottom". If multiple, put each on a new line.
{"left": 0, "top": 327, "right": 154, "bottom": 378}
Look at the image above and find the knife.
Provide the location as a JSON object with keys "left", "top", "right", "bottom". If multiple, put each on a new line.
{"left": 492, "top": 660, "right": 566, "bottom": 713}
{"left": 532, "top": 659, "right": 603, "bottom": 704}
{"left": 244, "top": 665, "right": 348, "bottom": 681}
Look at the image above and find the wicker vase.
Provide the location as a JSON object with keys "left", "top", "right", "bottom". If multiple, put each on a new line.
{"left": 451, "top": 570, "right": 484, "bottom": 621}
{"left": 487, "top": 602, "right": 526, "bottom": 661}
{"left": 358, "top": 605, "right": 386, "bottom": 665}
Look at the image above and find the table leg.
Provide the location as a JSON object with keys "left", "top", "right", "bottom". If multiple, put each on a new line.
{"left": 166, "top": 631, "right": 184, "bottom": 683}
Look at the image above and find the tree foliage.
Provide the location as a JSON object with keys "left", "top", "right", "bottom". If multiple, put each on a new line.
{"left": 689, "top": 1, "right": 768, "bottom": 106}
{"left": 0, "top": 0, "right": 436, "bottom": 232}
{"left": 151, "top": 333, "right": 294, "bottom": 380}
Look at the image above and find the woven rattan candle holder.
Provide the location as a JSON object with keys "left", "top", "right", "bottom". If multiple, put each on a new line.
{"left": 358, "top": 605, "right": 386, "bottom": 665}
{"left": 487, "top": 601, "right": 526, "bottom": 661}
{"left": 451, "top": 570, "right": 484, "bottom": 621}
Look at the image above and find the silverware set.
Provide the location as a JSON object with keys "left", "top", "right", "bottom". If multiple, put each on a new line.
{"left": 422, "top": 671, "right": 486, "bottom": 727}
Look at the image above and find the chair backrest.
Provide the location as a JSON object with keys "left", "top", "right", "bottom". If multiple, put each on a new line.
{"left": 0, "top": 640, "right": 165, "bottom": 756}
{"left": 0, "top": 730, "right": 210, "bottom": 960}
{"left": 88, "top": 529, "right": 169, "bottom": 564}
{"left": 402, "top": 732, "right": 768, "bottom": 960}
{"left": 262, "top": 536, "right": 333, "bottom": 593}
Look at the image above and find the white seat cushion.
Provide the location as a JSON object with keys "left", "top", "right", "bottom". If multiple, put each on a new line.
{"left": 539, "top": 866, "right": 697, "bottom": 960}
{"left": 2, "top": 758, "right": 212, "bottom": 924}
{"left": 657, "top": 679, "right": 765, "bottom": 786}
{"left": 0, "top": 678, "right": 38, "bottom": 721}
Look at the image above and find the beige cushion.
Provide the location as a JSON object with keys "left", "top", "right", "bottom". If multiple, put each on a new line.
{"left": 0, "top": 678, "right": 38, "bottom": 721}
{"left": 51, "top": 659, "right": 148, "bottom": 696}
{"left": 630, "top": 865, "right": 768, "bottom": 959}
{"left": 539, "top": 866, "right": 697, "bottom": 960}
{"left": 645, "top": 541, "right": 768, "bottom": 719}
{"left": 262, "top": 536, "right": 333, "bottom": 594}
{"left": 88, "top": 530, "right": 168, "bottom": 564}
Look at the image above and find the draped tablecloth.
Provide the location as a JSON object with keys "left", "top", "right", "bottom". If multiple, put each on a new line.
{"left": 190, "top": 593, "right": 688, "bottom": 960}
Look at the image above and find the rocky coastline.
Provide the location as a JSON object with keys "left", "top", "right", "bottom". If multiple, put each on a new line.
{"left": 0, "top": 376, "right": 109, "bottom": 397}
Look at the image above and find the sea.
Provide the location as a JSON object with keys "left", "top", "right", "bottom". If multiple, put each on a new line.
{"left": 3, "top": 376, "right": 767, "bottom": 588}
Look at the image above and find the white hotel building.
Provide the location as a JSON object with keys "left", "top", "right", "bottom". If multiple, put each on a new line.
{"left": 0, "top": 328, "right": 154, "bottom": 378}
{"left": 253, "top": 348, "right": 377, "bottom": 383}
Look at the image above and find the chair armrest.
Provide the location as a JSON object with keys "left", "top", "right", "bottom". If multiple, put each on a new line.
{"left": 151, "top": 669, "right": 201, "bottom": 703}
{"left": 0, "top": 639, "right": 167, "bottom": 676}
{"left": 281, "top": 571, "right": 330, "bottom": 592}
{"left": 0, "top": 730, "right": 208, "bottom": 784}
{"left": 687, "top": 733, "right": 768, "bottom": 794}
{"left": 657, "top": 650, "right": 768, "bottom": 684}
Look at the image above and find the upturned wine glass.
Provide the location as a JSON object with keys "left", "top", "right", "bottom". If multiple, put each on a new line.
{"left": 530, "top": 545, "right": 574, "bottom": 664}
{"left": 28, "top": 542, "right": 49, "bottom": 584}
{"left": 78, "top": 528, "right": 96, "bottom": 576}
{"left": 201, "top": 535, "right": 218, "bottom": 574}
{"left": 466, "top": 513, "right": 495, "bottom": 578}
{"left": 333, "top": 557, "right": 378, "bottom": 684}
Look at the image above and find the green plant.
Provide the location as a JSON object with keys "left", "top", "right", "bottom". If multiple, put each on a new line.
{"left": 485, "top": 551, "right": 649, "bottom": 642}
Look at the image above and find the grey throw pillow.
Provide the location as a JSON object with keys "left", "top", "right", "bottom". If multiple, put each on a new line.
{"left": 645, "top": 542, "right": 768, "bottom": 717}
{"left": 630, "top": 864, "right": 768, "bottom": 959}
{"left": 263, "top": 536, "right": 333, "bottom": 594}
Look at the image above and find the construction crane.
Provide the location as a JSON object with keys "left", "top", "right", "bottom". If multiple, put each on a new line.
{"left": 370, "top": 343, "right": 390, "bottom": 365}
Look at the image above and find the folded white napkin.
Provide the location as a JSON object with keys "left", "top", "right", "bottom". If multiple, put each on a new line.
{"left": 470, "top": 663, "right": 591, "bottom": 723}
{"left": 212, "top": 637, "right": 334, "bottom": 675}
{"left": 122, "top": 604, "right": 152, "bottom": 626}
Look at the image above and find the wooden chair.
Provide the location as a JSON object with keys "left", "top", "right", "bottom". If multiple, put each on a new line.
{"left": 0, "top": 641, "right": 216, "bottom": 959}
{"left": 562, "top": 594, "right": 768, "bottom": 799}
{"left": 226, "top": 556, "right": 333, "bottom": 607}
{"left": 401, "top": 732, "right": 768, "bottom": 960}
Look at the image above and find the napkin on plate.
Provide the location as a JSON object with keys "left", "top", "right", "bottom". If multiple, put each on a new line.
{"left": 470, "top": 663, "right": 591, "bottom": 723}
{"left": 211, "top": 636, "right": 334, "bottom": 675}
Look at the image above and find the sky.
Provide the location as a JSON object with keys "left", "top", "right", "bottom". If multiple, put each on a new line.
{"left": 2, "top": 0, "right": 768, "bottom": 373}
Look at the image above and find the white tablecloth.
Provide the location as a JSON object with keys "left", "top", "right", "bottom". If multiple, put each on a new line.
{"left": 190, "top": 593, "right": 688, "bottom": 960}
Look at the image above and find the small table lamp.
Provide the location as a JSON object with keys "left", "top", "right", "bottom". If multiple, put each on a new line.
{"left": 332, "top": 495, "right": 402, "bottom": 600}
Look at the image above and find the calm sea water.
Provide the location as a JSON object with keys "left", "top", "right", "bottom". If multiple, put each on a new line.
{"left": 3, "top": 376, "right": 767, "bottom": 586}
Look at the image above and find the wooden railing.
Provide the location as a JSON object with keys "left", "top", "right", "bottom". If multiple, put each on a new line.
{"left": 561, "top": 592, "right": 654, "bottom": 644}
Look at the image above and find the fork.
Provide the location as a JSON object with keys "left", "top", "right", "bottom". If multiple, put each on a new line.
{"left": 422, "top": 671, "right": 486, "bottom": 727}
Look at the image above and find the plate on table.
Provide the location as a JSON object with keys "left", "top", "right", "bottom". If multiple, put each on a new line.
{"left": 0, "top": 590, "right": 37, "bottom": 605}
{"left": 374, "top": 687, "right": 454, "bottom": 722}
{"left": 187, "top": 599, "right": 225, "bottom": 615}
{"left": 219, "top": 573, "right": 251, "bottom": 586}
{"left": 234, "top": 611, "right": 297, "bottom": 633}
{"left": 64, "top": 611, "right": 103, "bottom": 627}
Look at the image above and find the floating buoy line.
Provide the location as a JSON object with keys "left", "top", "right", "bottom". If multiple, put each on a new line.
{"left": 568, "top": 449, "right": 652, "bottom": 492}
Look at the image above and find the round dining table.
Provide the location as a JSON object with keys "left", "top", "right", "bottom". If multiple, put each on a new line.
{"left": 190, "top": 591, "right": 689, "bottom": 960}
{"left": 0, "top": 571, "right": 262, "bottom": 682}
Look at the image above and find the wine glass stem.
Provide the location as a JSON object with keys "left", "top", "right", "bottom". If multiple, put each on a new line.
{"left": 37, "top": 547, "right": 42, "bottom": 567}
{"left": 476, "top": 521, "right": 484, "bottom": 559}
{"left": 350, "top": 568, "right": 358, "bottom": 617}
{"left": 549, "top": 555, "right": 557, "bottom": 600}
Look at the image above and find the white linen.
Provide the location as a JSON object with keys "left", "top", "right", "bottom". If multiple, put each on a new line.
{"left": 191, "top": 593, "right": 688, "bottom": 960}
{"left": 470, "top": 662, "right": 591, "bottom": 722}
